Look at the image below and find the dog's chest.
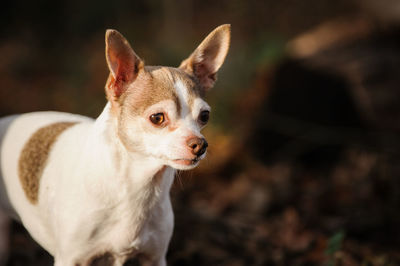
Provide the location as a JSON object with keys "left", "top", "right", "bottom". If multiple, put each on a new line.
{"left": 83, "top": 195, "right": 173, "bottom": 262}
{"left": 78, "top": 170, "right": 175, "bottom": 261}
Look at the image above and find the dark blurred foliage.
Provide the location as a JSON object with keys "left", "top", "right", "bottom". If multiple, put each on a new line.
{"left": 2, "top": 0, "right": 400, "bottom": 265}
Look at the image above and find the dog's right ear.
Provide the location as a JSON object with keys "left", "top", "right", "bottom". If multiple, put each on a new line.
{"left": 105, "top": 29, "right": 144, "bottom": 101}
{"left": 179, "top": 24, "right": 231, "bottom": 93}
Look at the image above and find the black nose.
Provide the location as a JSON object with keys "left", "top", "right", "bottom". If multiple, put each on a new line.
{"left": 187, "top": 137, "right": 208, "bottom": 156}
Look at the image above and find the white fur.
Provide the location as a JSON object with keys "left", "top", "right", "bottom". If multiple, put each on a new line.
{"left": 123, "top": 80, "right": 211, "bottom": 171}
{"left": 175, "top": 80, "right": 210, "bottom": 134}
{"left": 0, "top": 105, "right": 177, "bottom": 265}
{"left": 0, "top": 24, "right": 230, "bottom": 265}
{"left": 175, "top": 80, "right": 191, "bottom": 118}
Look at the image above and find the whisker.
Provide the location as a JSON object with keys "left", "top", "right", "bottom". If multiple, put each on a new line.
{"left": 175, "top": 170, "right": 184, "bottom": 189}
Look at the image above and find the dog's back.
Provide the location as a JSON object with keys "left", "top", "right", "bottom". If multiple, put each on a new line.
{"left": 0, "top": 115, "right": 23, "bottom": 264}
{"left": 0, "top": 115, "right": 20, "bottom": 220}
{"left": 0, "top": 112, "right": 92, "bottom": 212}
{"left": 0, "top": 112, "right": 92, "bottom": 255}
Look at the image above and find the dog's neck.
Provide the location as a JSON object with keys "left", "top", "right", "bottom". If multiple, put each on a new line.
{"left": 87, "top": 103, "right": 175, "bottom": 222}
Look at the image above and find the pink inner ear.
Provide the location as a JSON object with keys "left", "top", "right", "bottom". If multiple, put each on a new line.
{"left": 117, "top": 61, "right": 130, "bottom": 82}
{"left": 112, "top": 57, "right": 138, "bottom": 97}
{"left": 112, "top": 64, "right": 127, "bottom": 97}
{"left": 194, "top": 63, "right": 216, "bottom": 91}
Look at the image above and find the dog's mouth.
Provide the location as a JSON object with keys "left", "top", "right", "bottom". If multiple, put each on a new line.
{"left": 172, "top": 157, "right": 200, "bottom": 166}
{"left": 161, "top": 152, "right": 206, "bottom": 170}
{"left": 168, "top": 154, "right": 206, "bottom": 170}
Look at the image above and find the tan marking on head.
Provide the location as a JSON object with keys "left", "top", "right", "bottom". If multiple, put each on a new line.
{"left": 170, "top": 67, "right": 204, "bottom": 107}
{"left": 116, "top": 67, "right": 204, "bottom": 152}
{"left": 120, "top": 66, "right": 202, "bottom": 116}
{"left": 18, "top": 122, "right": 78, "bottom": 204}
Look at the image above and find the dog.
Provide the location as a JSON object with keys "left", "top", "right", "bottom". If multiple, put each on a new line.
{"left": 0, "top": 24, "right": 230, "bottom": 265}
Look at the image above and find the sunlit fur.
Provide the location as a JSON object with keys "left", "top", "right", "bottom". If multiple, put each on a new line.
{"left": 0, "top": 25, "right": 230, "bottom": 266}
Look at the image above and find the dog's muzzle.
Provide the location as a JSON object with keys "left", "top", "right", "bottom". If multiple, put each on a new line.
{"left": 187, "top": 137, "right": 208, "bottom": 157}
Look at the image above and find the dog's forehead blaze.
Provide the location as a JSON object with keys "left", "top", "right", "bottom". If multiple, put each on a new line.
{"left": 123, "top": 66, "right": 202, "bottom": 115}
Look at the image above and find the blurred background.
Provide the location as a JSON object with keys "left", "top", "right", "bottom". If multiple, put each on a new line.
{"left": 1, "top": 0, "right": 400, "bottom": 265}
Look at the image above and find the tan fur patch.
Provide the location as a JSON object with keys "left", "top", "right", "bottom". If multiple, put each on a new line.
{"left": 116, "top": 66, "right": 203, "bottom": 152}
{"left": 18, "top": 122, "right": 78, "bottom": 204}
{"left": 122, "top": 66, "right": 202, "bottom": 116}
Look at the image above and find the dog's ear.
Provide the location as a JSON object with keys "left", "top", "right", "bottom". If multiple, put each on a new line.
{"left": 105, "top": 29, "right": 144, "bottom": 100}
{"left": 179, "top": 24, "right": 231, "bottom": 92}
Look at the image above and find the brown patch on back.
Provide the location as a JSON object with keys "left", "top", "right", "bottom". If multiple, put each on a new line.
{"left": 18, "top": 122, "right": 78, "bottom": 204}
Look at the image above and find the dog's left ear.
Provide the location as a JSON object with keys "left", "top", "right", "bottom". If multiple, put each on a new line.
{"left": 179, "top": 24, "right": 231, "bottom": 92}
{"left": 105, "top": 29, "right": 144, "bottom": 100}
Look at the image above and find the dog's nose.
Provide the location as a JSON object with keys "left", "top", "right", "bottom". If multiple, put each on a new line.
{"left": 187, "top": 137, "right": 208, "bottom": 156}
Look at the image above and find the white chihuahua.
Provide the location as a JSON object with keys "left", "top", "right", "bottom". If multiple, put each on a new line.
{"left": 0, "top": 25, "right": 230, "bottom": 265}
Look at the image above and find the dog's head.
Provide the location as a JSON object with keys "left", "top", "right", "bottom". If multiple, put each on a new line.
{"left": 104, "top": 25, "right": 230, "bottom": 170}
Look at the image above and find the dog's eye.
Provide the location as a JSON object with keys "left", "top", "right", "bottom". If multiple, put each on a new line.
{"left": 150, "top": 113, "right": 165, "bottom": 125}
{"left": 198, "top": 110, "right": 210, "bottom": 125}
